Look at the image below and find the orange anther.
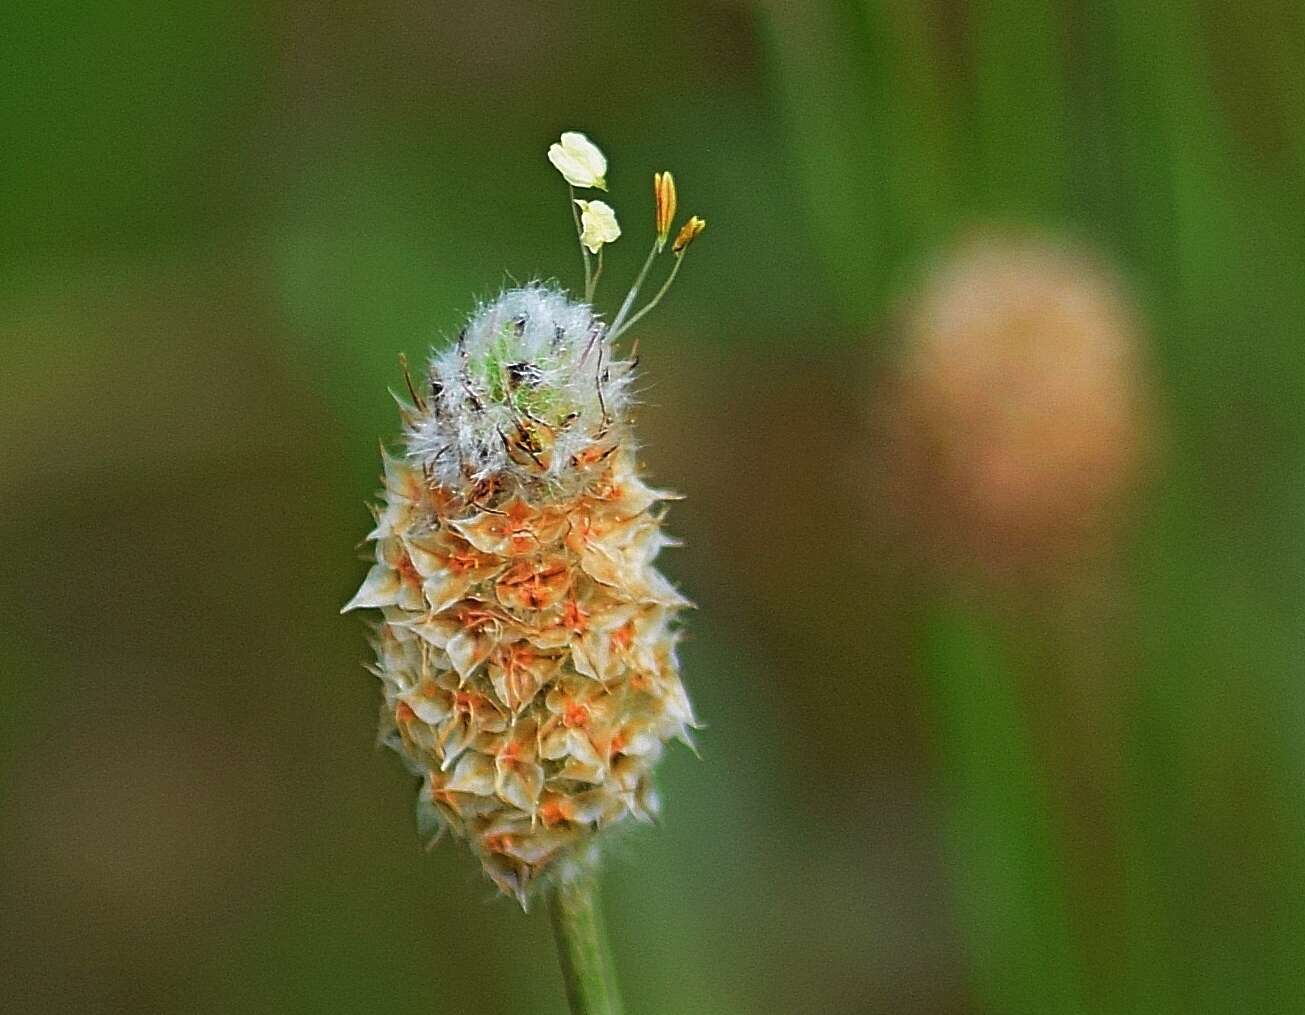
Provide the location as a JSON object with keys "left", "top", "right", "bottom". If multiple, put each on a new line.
{"left": 562, "top": 599, "right": 589, "bottom": 633}
{"left": 539, "top": 797, "right": 574, "bottom": 827}
{"left": 397, "top": 552, "right": 420, "bottom": 583}
{"left": 484, "top": 833, "right": 514, "bottom": 854}
{"left": 563, "top": 702, "right": 590, "bottom": 728}
{"left": 610, "top": 622, "right": 635, "bottom": 651}
{"left": 448, "top": 550, "right": 479, "bottom": 573}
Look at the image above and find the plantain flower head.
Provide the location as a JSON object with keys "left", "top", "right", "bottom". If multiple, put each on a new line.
{"left": 345, "top": 131, "right": 706, "bottom": 906}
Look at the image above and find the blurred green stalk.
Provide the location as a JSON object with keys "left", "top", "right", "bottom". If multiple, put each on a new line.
{"left": 924, "top": 603, "right": 1088, "bottom": 1013}
{"left": 549, "top": 870, "right": 625, "bottom": 1015}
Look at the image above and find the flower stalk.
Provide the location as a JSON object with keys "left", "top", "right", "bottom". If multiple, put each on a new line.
{"left": 608, "top": 239, "right": 660, "bottom": 337}
{"left": 343, "top": 128, "right": 707, "bottom": 1015}
{"left": 610, "top": 254, "right": 685, "bottom": 342}
{"left": 549, "top": 869, "right": 625, "bottom": 1015}
{"left": 569, "top": 186, "right": 594, "bottom": 299}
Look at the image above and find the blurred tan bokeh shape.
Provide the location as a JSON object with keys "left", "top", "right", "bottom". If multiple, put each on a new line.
{"left": 881, "top": 232, "right": 1149, "bottom": 575}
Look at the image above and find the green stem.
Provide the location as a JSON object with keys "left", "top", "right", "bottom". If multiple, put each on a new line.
{"left": 549, "top": 870, "right": 625, "bottom": 1015}
{"left": 587, "top": 247, "right": 604, "bottom": 303}
{"left": 608, "top": 240, "right": 660, "bottom": 337}
{"left": 609, "top": 253, "right": 685, "bottom": 342}
{"left": 569, "top": 186, "right": 593, "bottom": 298}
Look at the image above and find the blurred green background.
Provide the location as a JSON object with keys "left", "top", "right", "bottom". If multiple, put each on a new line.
{"left": 3, "top": 2, "right": 1304, "bottom": 1012}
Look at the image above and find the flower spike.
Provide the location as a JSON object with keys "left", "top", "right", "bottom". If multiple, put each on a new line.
{"left": 346, "top": 131, "right": 704, "bottom": 909}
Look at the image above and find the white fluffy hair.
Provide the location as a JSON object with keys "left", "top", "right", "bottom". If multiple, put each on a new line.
{"left": 405, "top": 285, "right": 635, "bottom": 491}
